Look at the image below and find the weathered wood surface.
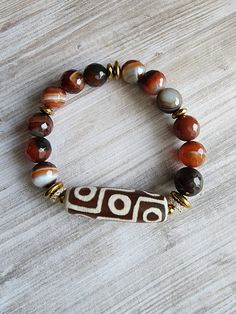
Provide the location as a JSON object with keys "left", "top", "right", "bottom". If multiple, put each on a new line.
{"left": 0, "top": 0, "right": 236, "bottom": 313}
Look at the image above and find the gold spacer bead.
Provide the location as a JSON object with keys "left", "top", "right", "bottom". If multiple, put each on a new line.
{"left": 170, "top": 191, "right": 191, "bottom": 208}
{"left": 168, "top": 204, "right": 175, "bottom": 214}
{"left": 113, "top": 60, "right": 121, "bottom": 80}
{"left": 45, "top": 181, "right": 66, "bottom": 203}
{"left": 40, "top": 106, "right": 54, "bottom": 115}
{"left": 107, "top": 63, "right": 113, "bottom": 80}
{"left": 172, "top": 108, "right": 187, "bottom": 119}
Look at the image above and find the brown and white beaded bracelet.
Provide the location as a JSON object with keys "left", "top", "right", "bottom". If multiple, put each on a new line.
{"left": 25, "top": 60, "right": 206, "bottom": 223}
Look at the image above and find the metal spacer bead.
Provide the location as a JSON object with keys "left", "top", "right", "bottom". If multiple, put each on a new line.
{"left": 172, "top": 108, "right": 187, "bottom": 119}
{"left": 106, "top": 63, "right": 113, "bottom": 80}
{"left": 170, "top": 191, "right": 191, "bottom": 208}
{"left": 40, "top": 106, "right": 54, "bottom": 116}
{"left": 45, "top": 181, "right": 66, "bottom": 203}
{"left": 113, "top": 60, "right": 121, "bottom": 80}
{"left": 168, "top": 203, "right": 175, "bottom": 215}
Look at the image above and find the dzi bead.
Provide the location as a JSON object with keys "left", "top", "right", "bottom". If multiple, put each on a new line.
{"left": 178, "top": 141, "right": 206, "bottom": 167}
{"left": 173, "top": 115, "right": 200, "bottom": 141}
{"left": 121, "top": 60, "right": 145, "bottom": 83}
{"left": 138, "top": 70, "right": 166, "bottom": 95}
{"left": 174, "top": 167, "right": 203, "bottom": 196}
{"left": 157, "top": 88, "right": 182, "bottom": 113}
{"left": 42, "top": 87, "right": 66, "bottom": 109}
{"left": 25, "top": 137, "right": 52, "bottom": 163}
{"left": 65, "top": 186, "right": 168, "bottom": 223}
{"left": 31, "top": 161, "right": 58, "bottom": 188}
{"left": 83, "top": 63, "right": 107, "bottom": 87}
{"left": 61, "top": 70, "right": 85, "bottom": 93}
{"left": 28, "top": 112, "right": 53, "bottom": 137}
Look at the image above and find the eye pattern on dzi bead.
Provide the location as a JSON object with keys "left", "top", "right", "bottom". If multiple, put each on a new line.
{"left": 25, "top": 59, "right": 206, "bottom": 222}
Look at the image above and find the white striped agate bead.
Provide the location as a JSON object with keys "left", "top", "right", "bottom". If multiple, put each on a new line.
{"left": 42, "top": 87, "right": 66, "bottom": 109}
{"left": 122, "top": 60, "right": 145, "bottom": 83}
{"left": 31, "top": 162, "right": 58, "bottom": 188}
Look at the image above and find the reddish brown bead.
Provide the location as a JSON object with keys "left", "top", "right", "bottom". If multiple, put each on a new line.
{"left": 61, "top": 70, "right": 85, "bottom": 93}
{"left": 25, "top": 137, "right": 52, "bottom": 163}
{"left": 42, "top": 87, "right": 66, "bottom": 109}
{"left": 178, "top": 141, "right": 206, "bottom": 168}
{"left": 28, "top": 112, "right": 53, "bottom": 137}
{"left": 83, "top": 63, "right": 107, "bottom": 87}
{"left": 173, "top": 115, "right": 200, "bottom": 141}
{"left": 138, "top": 70, "right": 166, "bottom": 95}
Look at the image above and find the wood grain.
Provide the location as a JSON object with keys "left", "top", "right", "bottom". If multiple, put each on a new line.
{"left": 0, "top": 0, "right": 236, "bottom": 313}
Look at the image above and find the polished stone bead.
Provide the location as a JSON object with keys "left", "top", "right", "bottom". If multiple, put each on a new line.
{"left": 61, "top": 70, "right": 85, "bottom": 93}
{"left": 157, "top": 88, "right": 182, "bottom": 113}
{"left": 25, "top": 137, "right": 52, "bottom": 163}
{"left": 31, "top": 161, "right": 58, "bottom": 188}
{"left": 178, "top": 141, "right": 206, "bottom": 168}
{"left": 42, "top": 86, "right": 66, "bottom": 109}
{"left": 173, "top": 115, "right": 200, "bottom": 141}
{"left": 174, "top": 167, "right": 203, "bottom": 196}
{"left": 28, "top": 112, "right": 53, "bottom": 137}
{"left": 83, "top": 63, "right": 107, "bottom": 87}
{"left": 121, "top": 60, "right": 145, "bottom": 83}
{"left": 138, "top": 70, "right": 166, "bottom": 95}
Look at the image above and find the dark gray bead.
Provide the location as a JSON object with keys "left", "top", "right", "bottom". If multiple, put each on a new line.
{"left": 174, "top": 167, "right": 203, "bottom": 196}
{"left": 157, "top": 88, "right": 182, "bottom": 113}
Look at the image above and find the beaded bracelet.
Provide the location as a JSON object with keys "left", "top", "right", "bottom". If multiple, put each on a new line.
{"left": 25, "top": 60, "right": 206, "bottom": 223}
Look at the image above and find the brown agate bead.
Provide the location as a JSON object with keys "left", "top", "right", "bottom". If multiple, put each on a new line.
{"left": 138, "top": 70, "right": 166, "bottom": 95}
{"left": 121, "top": 60, "right": 145, "bottom": 83}
{"left": 28, "top": 112, "right": 53, "bottom": 137}
{"left": 31, "top": 161, "right": 58, "bottom": 188}
{"left": 174, "top": 167, "right": 203, "bottom": 196}
{"left": 25, "top": 137, "right": 52, "bottom": 163}
{"left": 42, "top": 87, "right": 66, "bottom": 109}
{"left": 178, "top": 141, "right": 206, "bottom": 168}
{"left": 173, "top": 115, "right": 200, "bottom": 141}
{"left": 61, "top": 70, "right": 85, "bottom": 93}
{"left": 83, "top": 63, "right": 107, "bottom": 87}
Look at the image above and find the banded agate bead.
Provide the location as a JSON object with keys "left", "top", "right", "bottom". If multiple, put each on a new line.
{"left": 138, "top": 70, "right": 166, "bottom": 95}
{"left": 25, "top": 137, "right": 52, "bottom": 163}
{"left": 173, "top": 115, "right": 200, "bottom": 141}
{"left": 31, "top": 162, "right": 58, "bottom": 188}
{"left": 157, "top": 88, "right": 182, "bottom": 113}
{"left": 42, "top": 87, "right": 66, "bottom": 109}
{"left": 121, "top": 60, "right": 145, "bottom": 83}
{"left": 174, "top": 167, "right": 203, "bottom": 196}
{"left": 83, "top": 63, "right": 107, "bottom": 87}
{"left": 61, "top": 70, "right": 85, "bottom": 93}
{"left": 28, "top": 112, "right": 53, "bottom": 137}
{"left": 178, "top": 141, "right": 206, "bottom": 168}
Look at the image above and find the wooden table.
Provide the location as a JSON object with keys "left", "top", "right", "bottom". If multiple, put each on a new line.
{"left": 1, "top": 0, "right": 235, "bottom": 313}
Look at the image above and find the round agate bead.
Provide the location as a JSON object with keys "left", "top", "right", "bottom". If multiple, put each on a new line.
{"left": 31, "top": 162, "right": 58, "bottom": 188}
{"left": 42, "top": 87, "right": 66, "bottom": 109}
{"left": 83, "top": 63, "right": 107, "bottom": 87}
{"left": 28, "top": 112, "right": 53, "bottom": 137}
{"left": 25, "top": 137, "right": 52, "bottom": 163}
{"left": 121, "top": 60, "right": 145, "bottom": 83}
{"left": 178, "top": 141, "right": 206, "bottom": 168}
{"left": 61, "top": 70, "right": 85, "bottom": 93}
{"left": 157, "top": 88, "right": 182, "bottom": 113}
{"left": 138, "top": 70, "right": 166, "bottom": 95}
{"left": 174, "top": 167, "right": 203, "bottom": 196}
{"left": 173, "top": 115, "right": 200, "bottom": 141}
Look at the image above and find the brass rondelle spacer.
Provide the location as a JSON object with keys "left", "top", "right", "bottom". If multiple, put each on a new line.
{"left": 168, "top": 203, "right": 175, "bottom": 214}
{"left": 170, "top": 191, "right": 191, "bottom": 208}
{"left": 45, "top": 181, "right": 66, "bottom": 203}
{"left": 107, "top": 63, "right": 113, "bottom": 80}
{"left": 172, "top": 108, "right": 187, "bottom": 119}
{"left": 40, "top": 106, "right": 54, "bottom": 115}
{"left": 113, "top": 60, "right": 121, "bottom": 80}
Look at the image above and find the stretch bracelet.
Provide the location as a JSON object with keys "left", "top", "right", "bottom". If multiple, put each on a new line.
{"left": 25, "top": 60, "right": 206, "bottom": 223}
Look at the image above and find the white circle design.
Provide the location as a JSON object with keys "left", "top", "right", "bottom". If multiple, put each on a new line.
{"left": 74, "top": 186, "right": 97, "bottom": 202}
{"left": 143, "top": 207, "right": 162, "bottom": 222}
{"left": 108, "top": 194, "right": 132, "bottom": 216}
